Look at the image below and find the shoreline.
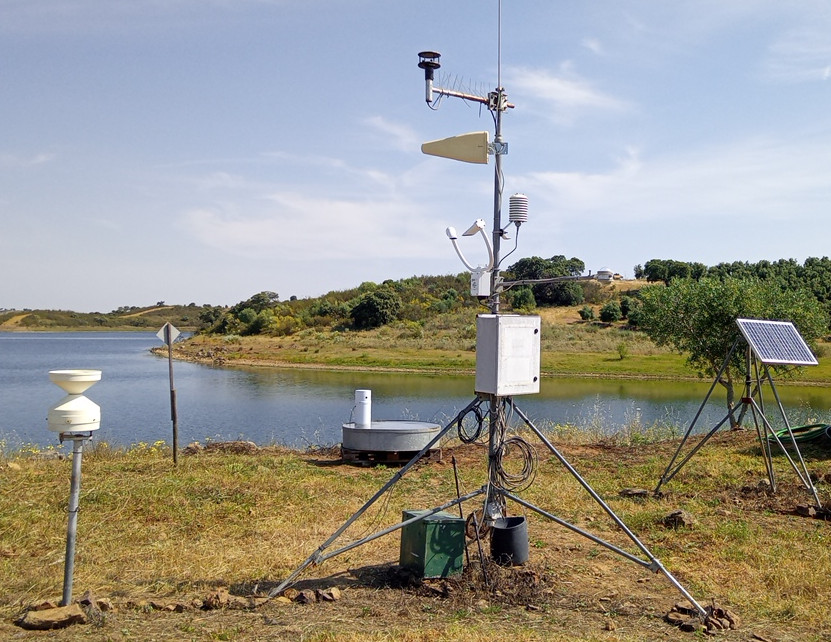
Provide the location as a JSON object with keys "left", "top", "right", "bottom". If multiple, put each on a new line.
{"left": 156, "top": 344, "right": 831, "bottom": 387}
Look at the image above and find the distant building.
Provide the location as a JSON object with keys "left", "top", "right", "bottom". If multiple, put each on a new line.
{"left": 596, "top": 267, "right": 614, "bottom": 281}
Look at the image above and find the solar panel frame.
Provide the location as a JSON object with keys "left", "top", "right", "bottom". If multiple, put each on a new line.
{"left": 736, "top": 318, "right": 818, "bottom": 366}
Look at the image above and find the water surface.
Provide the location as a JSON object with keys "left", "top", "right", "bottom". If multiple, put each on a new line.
{"left": 1, "top": 332, "right": 829, "bottom": 451}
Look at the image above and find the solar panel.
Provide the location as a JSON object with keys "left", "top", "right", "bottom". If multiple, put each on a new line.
{"left": 736, "top": 318, "right": 818, "bottom": 366}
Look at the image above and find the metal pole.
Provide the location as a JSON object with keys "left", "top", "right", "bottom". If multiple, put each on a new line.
{"left": 484, "top": 88, "right": 507, "bottom": 522}
{"left": 61, "top": 435, "right": 87, "bottom": 606}
{"left": 451, "top": 456, "right": 471, "bottom": 566}
{"left": 490, "top": 90, "right": 504, "bottom": 314}
{"left": 166, "top": 324, "right": 178, "bottom": 465}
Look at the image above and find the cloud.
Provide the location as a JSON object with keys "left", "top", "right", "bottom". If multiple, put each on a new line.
{"left": 362, "top": 116, "right": 420, "bottom": 153}
{"left": 523, "top": 135, "right": 831, "bottom": 225}
{"left": 181, "top": 190, "right": 438, "bottom": 262}
{"left": 0, "top": 152, "right": 56, "bottom": 168}
{"left": 581, "top": 38, "right": 604, "bottom": 56}
{"left": 506, "top": 64, "right": 630, "bottom": 125}
{"left": 763, "top": 27, "right": 831, "bottom": 83}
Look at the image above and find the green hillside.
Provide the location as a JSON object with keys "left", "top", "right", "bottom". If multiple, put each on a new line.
{"left": 0, "top": 303, "right": 209, "bottom": 332}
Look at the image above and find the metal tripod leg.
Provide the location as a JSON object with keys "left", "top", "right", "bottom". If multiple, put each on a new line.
{"left": 510, "top": 401, "right": 708, "bottom": 619}
{"left": 269, "top": 396, "right": 485, "bottom": 597}
{"left": 748, "top": 396, "right": 822, "bottom": 506}
{"left": 654, "top": 341, "right": 738, "bottom": 495}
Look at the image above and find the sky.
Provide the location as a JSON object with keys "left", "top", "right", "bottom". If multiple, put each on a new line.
{"left": 2, "top": 1, "right": 831, "bottom": 313}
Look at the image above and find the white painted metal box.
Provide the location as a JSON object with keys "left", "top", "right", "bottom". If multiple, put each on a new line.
{"left": 475, "top": 314, "right": 541, "bottom": 396}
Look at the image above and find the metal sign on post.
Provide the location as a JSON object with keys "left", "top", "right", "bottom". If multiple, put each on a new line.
{"left": 156, "top": 322, "right": 180, "bottom": 465}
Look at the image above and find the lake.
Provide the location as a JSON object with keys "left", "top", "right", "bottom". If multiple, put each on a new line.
{"left": 1, "top": 332, "right": 829, "bottom": 451}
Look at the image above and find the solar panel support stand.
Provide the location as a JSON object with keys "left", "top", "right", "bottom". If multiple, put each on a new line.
{"left": 654, "top": 339, "right": 822, "bottom": 508}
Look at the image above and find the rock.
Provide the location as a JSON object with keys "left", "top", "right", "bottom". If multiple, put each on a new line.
{"left": 680, "top": 619, "right": 706, "bottom": 633}
{"left": 707, "top": 605, "right": 741, "bottom": 630}
{"left": 619, "top": 488, "right": 650, "bottom": 498}
{"left": 662, "top": 509, "right": 697, "bottom": 529}
{"left": 273, "top": 596, "right": 292, "bottom": 606}
{"left": 203, "top": 589, "right": 231, "bottom": 610}
{"left": 30, "top": 601, "right": 58, "bottom": 611}
{"left": 672, "top": 601, "right": 699, "bottom": 616}
{"left": 281, "top": 588, "right": 299, "bottom": 601}
{"left": 796, "top": 504, "right": 817, "bottom": 517}
{"left": 316, "top": 587, "right": 341, "bottom": 602}
{"left": 16, "top": 603, "right": 87, "bottom": 630}
{"left": 293, "top": 589, "right": 317, "bottom": 604}
{"left": 96, "top": 598, "right": 115, "bottom": 612}
{"left": 78, "top": 590, "right": 95, "bottom": 607}
{"left": 182, "top": 442, "right": 204, "bottom": 455}
{"left": 6, "top": 461, "right": 22, "bottom": 471}
{"left": 203, "top": 588, "right": 265, "bottom": 610}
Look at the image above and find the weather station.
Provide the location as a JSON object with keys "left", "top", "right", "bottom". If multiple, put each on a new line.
{"left": 47, "top": 369, "right": 102, "bottom": 606}
{"left": 271, "top": 5, "right": 712, "bottom": 626}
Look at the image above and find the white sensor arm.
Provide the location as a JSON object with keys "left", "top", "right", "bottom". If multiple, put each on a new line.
{"left": 446, "top": 227, "right": 477, "bottom": 271}
{"left": 477, "top": 225, "right": 495, "bottom": 271}
{"left": 446, "top": 219, "right": 494, "bottom": 272}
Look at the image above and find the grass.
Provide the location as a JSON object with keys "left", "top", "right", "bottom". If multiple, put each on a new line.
{"left": 169, "top": 306, "right": 831, "bottom": 383}
{"left": 2, "top": 429, "right": 831, "bottom": 641}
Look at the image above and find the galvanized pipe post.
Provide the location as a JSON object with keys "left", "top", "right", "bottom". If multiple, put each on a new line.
{"left": 61, "top": 433, "right": 89, "bottom": 606}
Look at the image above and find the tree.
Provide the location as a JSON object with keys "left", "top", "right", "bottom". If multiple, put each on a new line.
{"left": 507, "top": 255, "right": 586, "bottom": 306}
{"left": 350, "top": 288, "right": 402, "bottom": 330}
{"left": 642, "top": 259, "right": 669, "bottom": 284}
{"left": 198, "top": 305, "right": 224, "bottom": 330}
{"left": 229, "top": 291, "right": 278, "bottom": 315}
{"left": 549, "top": 255, "right": 585, "bottom": 276}
{"left": 619, "top": 296, "right": 637, "bottom": 319}
{"left": 638, "top": 277, "right": 828, "bottom": 427}
{"left": 642, "top": 259, "right": 693, "bottom": 284}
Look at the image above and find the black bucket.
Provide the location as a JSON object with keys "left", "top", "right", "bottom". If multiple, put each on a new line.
{"left": 490, "top": 516, "right": 529, "bottom": 566}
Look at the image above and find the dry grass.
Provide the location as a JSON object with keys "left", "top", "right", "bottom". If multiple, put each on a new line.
{"left": 169, "top": 308, "right": 831, "bottom": 383}
{"left": 2, "top": 431, "right": 831, "bottom": 641}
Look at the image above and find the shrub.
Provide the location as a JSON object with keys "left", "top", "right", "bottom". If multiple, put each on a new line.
{"left": 599, "top": 301, "right": 623, "bottom": 323}
{"left": 507, "top": 286, "right": 536, "bottom": 311}
{"left": 616, "top": 341, "right": 629, "bottom": 360}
